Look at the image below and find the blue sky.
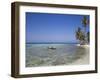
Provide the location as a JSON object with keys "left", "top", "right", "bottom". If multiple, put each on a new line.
{"left": 26, "top": 12, "right": 89, "bottom": 43}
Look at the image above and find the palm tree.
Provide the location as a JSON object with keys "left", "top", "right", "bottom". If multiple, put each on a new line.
{"left": 82, "top": 16, "right": 89, "bottom": 44}
{"left": 75, "top": 27, "right": 85, "bottom": 44}
{"left": 75, "top": 27, "right": 81, "bottom": 40}
{"left": 75, "top": 16, "right": 89, "bottom": 45}
{"left": 87, "top": 31, "right": 90, "bottom": 43}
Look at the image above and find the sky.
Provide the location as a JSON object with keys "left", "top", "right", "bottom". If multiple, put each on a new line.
{"left": 26, "top": 12, "right": 89, "bottom": 43}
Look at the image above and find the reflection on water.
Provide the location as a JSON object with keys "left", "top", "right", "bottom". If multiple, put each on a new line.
{"left": 26, "top": 44, "right": 89, "bottom": 67}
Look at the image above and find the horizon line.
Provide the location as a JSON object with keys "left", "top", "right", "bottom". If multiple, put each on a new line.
{"left": 26, "top": 42, "right": 78, "bottom": 44}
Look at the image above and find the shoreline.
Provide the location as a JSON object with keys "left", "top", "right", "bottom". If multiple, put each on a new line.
{"left": 76, "top": 44, "right": 89, "bottom": 48}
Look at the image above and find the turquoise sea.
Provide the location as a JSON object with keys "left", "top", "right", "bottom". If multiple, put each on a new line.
{"left": 26, "top": 43, "right": 89, "bottom": 67}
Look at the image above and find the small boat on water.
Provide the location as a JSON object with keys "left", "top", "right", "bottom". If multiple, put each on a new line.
{"left": 48, "top": 46, "right": 56, "bottom": 50}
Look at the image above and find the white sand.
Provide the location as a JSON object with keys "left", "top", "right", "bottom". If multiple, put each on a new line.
{"left": 70, "top": 53, "right": 89, "bottom": 65}
{"left": 76, "top": 44, "right": 89, "bottom": 48}
{"left": 70, "top": 44, "right": 89, "bottom": 65}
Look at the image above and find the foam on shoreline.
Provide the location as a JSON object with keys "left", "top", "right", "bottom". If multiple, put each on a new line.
{"left": 76, "top": 44, "right": 89, "bottom": 48}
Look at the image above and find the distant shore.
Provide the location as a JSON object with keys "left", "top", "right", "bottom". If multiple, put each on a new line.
{"left": 26, "top": 42, "right": 78, "bottom": 44}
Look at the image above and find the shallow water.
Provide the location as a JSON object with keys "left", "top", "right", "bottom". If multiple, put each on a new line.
{"left": 26, "top": 44, "right": 89, "bottom": 67}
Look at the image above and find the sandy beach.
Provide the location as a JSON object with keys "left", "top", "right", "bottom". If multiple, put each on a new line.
{"left": 70, "top": 44, "right": 89, "bottom": 65}
{"left": 70, "top": 52, "right": 89, "bottom": 65}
